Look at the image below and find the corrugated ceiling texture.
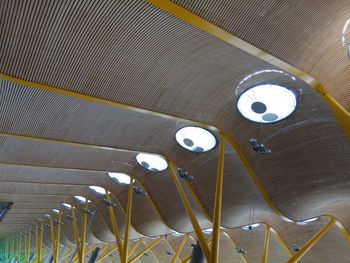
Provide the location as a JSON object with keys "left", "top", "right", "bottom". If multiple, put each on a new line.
{"left": 1, "top": 0, "right": 350, "bottom": 229}
{"left": 172, "top": 0, "right": 350, "bottom": 111}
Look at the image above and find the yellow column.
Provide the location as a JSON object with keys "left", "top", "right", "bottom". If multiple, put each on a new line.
{"left": 210, "top": 137, "right": 225, "bottom": 263}
{"left": 169, "top": 161, "right": 210, "bottom": 262}
{"left": 170, "top": 234, "right": 189, "bottom": 263}
{"left": 287, "top": 219, "right": 336, "bottom": 263}
{"left": 262, "top": 225, "right": 270, "bottom": 263}
{"left": 122, "top": 178, "right": 134, "bottom": 263}
{"left": 105, "top": 192, "right": 123, "bottom": 262}
{"left": 80, "top": 200, "right": 89, "bottom": 263}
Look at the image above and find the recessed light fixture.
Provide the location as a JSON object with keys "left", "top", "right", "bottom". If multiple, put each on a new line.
{"left": 62, "top": 203, "right": 72, "bottom": 210}
{"left": 74, "top": 196, "right": 90, "bottom": 204}
{"left": 136, "top": 153, "right": 168, "bottom": 172}
{"left": 89, "top": 186, "right": 107, "bottom": 195}
{"left": 108, "top": 172, "right": 132, "bottom": 185}
{"left": 52, "top": 209, "right": 60, "bottom": 214}
{"left": 237, "top": 84, "right": 297, "bottom": 123}
{"left": 241, "top": 223, "right": 260, "bottom": 231}
{"left": 175, "top": 126, "right": 216, "bottom": 153}
{"left": 297, "top": 217, "right": 318, "bottom": 225}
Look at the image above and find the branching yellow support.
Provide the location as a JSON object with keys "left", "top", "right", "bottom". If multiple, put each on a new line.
{"left": 262, "top": 225, "right": 270, "bottom": 263}
{"left": 79, "top": 200, "right": 89, "bottom": 263}
{"left": 169, "top": 161, "right": 210, "bottom": 262}
{"left": 122, "top": 178, "right": 134, "bottom": 263}
{"left": 71, "top": 208, "right": 81, "bottom": 262}
{"left": 128, "top": 239, "right": 142, "bottom": 257}
{"left": 96, "top": 246, "right": 118, "bottom": 263}
{"left": 210, "top": 137, "right": 225, "bottom": 263}
{"left": 128, "top": 238, "right": 162, "bottom": 263}
{"left": 105, "top": 192, "right": 123, "bottom": 262}
{"left": 287, "top": 219, "right": 336, "bottom": 263}
{"left": 170, "top": 234, "right": 189, "bottom": 263}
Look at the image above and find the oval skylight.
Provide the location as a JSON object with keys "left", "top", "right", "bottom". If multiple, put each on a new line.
{"left": 175, "top": 126, "right": 216, "bottom": 153}
{"left": 89, "top": 186, "right": 107, "bottom": 195}
{"left": 52, "top": 209, "right": 60, "bottom": 214}
{"left": 108, "top": 172, "right": 132, "bottom": 185}
{"left": 241, "top": 223, "right": 260, "bottom": 230}
{"left": 62, "top": 203, "right": 72, "bottom": 209}
{"left": 237, "top": 84, "right": 297, "bottom": 123}
{"left": 74, "top": 196, "right": 91, "bottom": 204}
{"left": 136, "top": 153, "right": 168, "bottom": 172}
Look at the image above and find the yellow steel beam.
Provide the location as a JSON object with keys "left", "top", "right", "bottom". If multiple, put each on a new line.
{"left": 25, "top": 232, "right": 31, "bottom": 263}
{"left": 17, "top": 236, "right": 21, "bottom": 263}
{"left": 128, "top": 239, "right": 142, "bottom": 257}
{"left": 182, "top": 255, "right": 191, "bottom": 263}
{"left": 122, "top": 178, "right": 134, "bottom": 263}
{"left": 54, "top": 213, "right": 62, "bottom": 263}
{"left": 269, "top": 227, "right": 292, "bottom": 257}
{"left": 105, "top": 192, "right": 123, "bottom": 262}
{"left": 50, "top": 217, "right": 57, "bottom": 260}
{"left": 262, "top": 225, "right": 270, "bottom": 263}
{"left": 73, "top": 245, "right": 96, "bottom": 263}
{"left": 170, "top": 234, "right": 189, "bottom": 263}
{"left": 128, "top": 238, "right": 162, "bottom": 263}
{"left": 210, "top": 137, "right": 225, "bottom": 263}
{"left": 287, "top": 218, "right": 336, "bottom": 263}
{"left": 221, "top": 232, "right": 248, "bottom": 263}
{"left": 71, "top": 208, "right": 82, "bottom": 262}
{"left": 96, "top": 246, "right": 118, "bottom": 263}
{"left": 168, "top": 161, "right": 210, "bottom": 262}
{"left": 79, "top": 200, "right": 89, "bottom": 263}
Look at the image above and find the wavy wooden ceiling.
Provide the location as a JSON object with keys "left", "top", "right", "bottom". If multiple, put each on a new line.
{"left": 1, "top": 0, "right": 350, "bottom": 262}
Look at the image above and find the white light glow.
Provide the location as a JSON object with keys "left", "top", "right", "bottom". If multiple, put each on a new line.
{"left": 89, "top": 186, "right": 107, "bottom": 195}
{"left": 108, "top": 172, "right": 131, "bottom": 185}
{"left": 74, "top": 196, "right": 91, "bottom": 204}
{"left": 136, "top": 153, "right": 168, "bottom": 172}
{"left": 62, "top": 203, "right": 72, "bottom": 209}
{"left": 281, "top": 216, "right": 294, "bottom": 223}
{"left": 171, "top": 231, "right": 184, "bottom": 237}
{"left": 44, "top": 214, "right": 50, "bottom": 218}
{"left": 297, "top": 217, "right": 318, "bottom": 225}
{"left": 52, "top": 209, "right": 60, "bottom": 214}
{"left": 241, "top": 223, "right": 260, "bottom": 231}
{"left": 175, "top": 126, "right": 216, "bottom": 153}
{"left": 203, "top": 228, "right": 213, "bottom": 234}
{"left": 237, "top": 84, "right": 297, "bottom": 123}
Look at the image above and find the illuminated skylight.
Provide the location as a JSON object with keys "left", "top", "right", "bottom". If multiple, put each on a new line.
{"left": 52, "top": 209, "right": 60, "bottom": 214}
{"left": 136, "top": 153, "right": 168, "bottom": 172}
{"left": 74, "top": 196, "right": 90, "bottom": 204}
{"left": 281, "top": 216, "right": 294, "bottom": 223}
{"left": 108, "top": 172, "right": 132, "bottom": 185}
{"left": 237, "top": 84, "right": 297, "bottom": 123}
{"left": 241, "top": 223, "right": 260, "bottom": 231}
{"left": 297, "top": 217, "right": 318, "bottom": 225}
{"left": 44, "top": 214, "right": 50, "bottom": 218}
{"left": 62, "top": 203, "right": 72, "bottom": 210}
{"left": 203, "top": 228, "right": 213, "bottom": 234}
{"left": 89, "top": 186, "right": 107, "bottom": 195}
{"left": 175, "top": 126, "right": 216, "bottom": 153}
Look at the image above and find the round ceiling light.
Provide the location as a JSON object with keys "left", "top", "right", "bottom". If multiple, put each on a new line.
{"left": 241, "top": 223, "right": 260, "bottom": 231}
{"left": 108, "top": 172, "right": 132, "bottom": 185}
{"left": 237, "top": 84, "right": 297, "bottom": 123}
{"left": 89, "top": 186, "right": 107, "bottom": 195}
{"left": 136, "top": 153, "right": 168, "bottom": 172}
{"left": 175, "top": 126, "right": 216, "bottom": 153}
{"left": 74, "top": 195, "right": 90, "bottom": 204}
